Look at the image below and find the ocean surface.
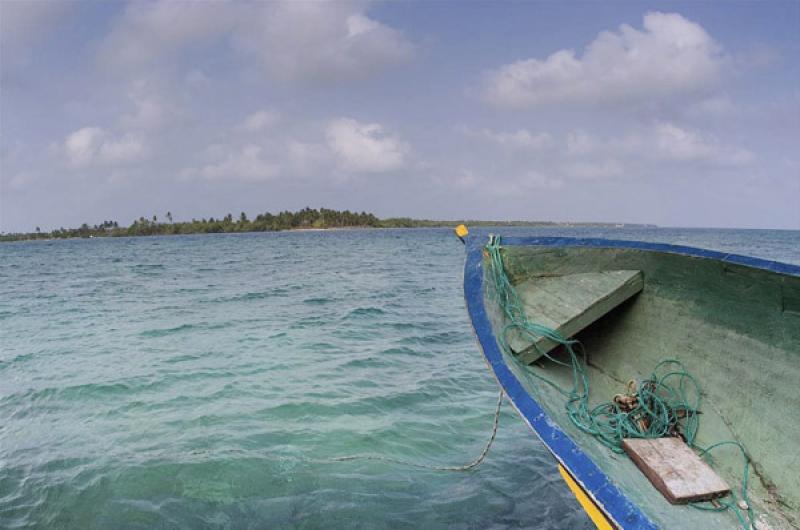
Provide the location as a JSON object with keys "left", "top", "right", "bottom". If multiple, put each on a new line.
{"left": 2, "top": 227, "right": 799, "bottom": 529}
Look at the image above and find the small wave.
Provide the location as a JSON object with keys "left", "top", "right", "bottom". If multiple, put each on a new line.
{"left": 340, "top": 356, "right": 386, "bottom": 370}
{"left": 2, "top": 381, "right": 135, "bottom": 406}
{"left": 163, "top": 354, "right": 201, "bottom": 364}
{"left": 399, "top": 330, "right": 464, "bottom": 345}
{"left": 231, "top": 291, "right": 272, "bottom": 302}
{"left": 268, "top": 286, "right": 300, "bottom": 297}
{"left": 331, "top": 328, "right": 371, "bottom": 341}
{"left": 131, "top": 264, "right": 166, "bottom": 271}
{"left": 290, "top": 316, "right": 325, "bottom": 329}
{"left": 139, "top": 321, "right": 233, "bottom": 338}
{"left": 345, "top": 307, "right": 386, "bottom": 319}
{"left": 7, "top": 351, "right": 36, "bottom": 364}
{"left": 303, "top": 297, "right": 332, "bottom": 305}
{"left": 176, "top": 287, "right": 209, "bottom": 294}
{"left": 140, "top": 323, "right": 196, "bottom": 337}
{"left": 379, "top": 346, "right": 419, "bottom": 356}
{"left": 35, "top": 293, "right": 59, "bottom": 300}
{"left": 218, "top": 290, "right": 279, "bottom": 303}
{"left": 303, "top": 342, "right": 339, "bottom": 351}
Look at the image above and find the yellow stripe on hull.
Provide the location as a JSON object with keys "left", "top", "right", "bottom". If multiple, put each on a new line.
{"left": 558, "top": 464, "right": 614, "bottom": 530}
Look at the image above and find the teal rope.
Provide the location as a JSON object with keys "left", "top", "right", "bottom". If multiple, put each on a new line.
{"left": 691, "top": 441, "right": 756, "bottom": 529}
{"left": 486, "top": 236, "right": 757, "bottom": 529}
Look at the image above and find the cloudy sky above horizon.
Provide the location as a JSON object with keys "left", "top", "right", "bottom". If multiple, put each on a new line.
{"left": 1, "top": 1, "right": 798, "bottom": 232}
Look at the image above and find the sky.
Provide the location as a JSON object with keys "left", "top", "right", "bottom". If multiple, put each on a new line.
{"left": 1, "top": 1, "right": 798, "bottom": 232}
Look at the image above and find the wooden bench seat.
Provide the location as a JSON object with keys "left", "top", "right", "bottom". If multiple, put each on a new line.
{"left": 508, "top": 270, "right": 644, "bottom": 364}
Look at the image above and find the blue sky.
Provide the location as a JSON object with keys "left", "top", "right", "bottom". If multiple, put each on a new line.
{"left": 1, "top": 1, "right": 798, "bottom": 231}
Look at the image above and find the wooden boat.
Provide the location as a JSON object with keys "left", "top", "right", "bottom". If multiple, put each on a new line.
{"left": 461, "top": 234, "right": 799, "bottom": 529}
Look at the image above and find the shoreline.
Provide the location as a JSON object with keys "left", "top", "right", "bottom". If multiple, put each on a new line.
{"left": 1, "top": 222, "right": 664, "bottom": 243}
{"left": 7, "top": 224, "right": 799, "bottom": 244}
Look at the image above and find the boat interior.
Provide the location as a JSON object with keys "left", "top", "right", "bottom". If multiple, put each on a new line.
{"left": 483, "top": 244, "right": 800, "bottom": 529}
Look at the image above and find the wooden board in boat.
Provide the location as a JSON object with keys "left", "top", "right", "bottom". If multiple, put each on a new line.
{"left": 508, "top": 270, "right": 644, "bottom": 364}
{"left": 622, "top": 437, "right": 731, "bottom": 504}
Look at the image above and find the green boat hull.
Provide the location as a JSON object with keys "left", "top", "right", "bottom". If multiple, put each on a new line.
{"left": 467, "top": 237, "right": 799, "bottom": 529}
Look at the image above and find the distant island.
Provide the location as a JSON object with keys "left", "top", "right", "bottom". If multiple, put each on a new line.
{"left": 0, "top": 207, "right": 655, "bottom": 242}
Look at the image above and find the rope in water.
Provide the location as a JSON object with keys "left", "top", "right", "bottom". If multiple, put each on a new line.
{"left": 486, "top": 235, "right": 757, "bottom": 529}
{"left": 330, "top": 387, "right": 504, "bottom": 471}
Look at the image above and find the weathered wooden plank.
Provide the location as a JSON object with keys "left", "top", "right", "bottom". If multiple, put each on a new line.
{"left": 622, "top": 437, "right": 730, "bottom": 504}
{"left": 507, "top": 270, "right": 644, "bottom": 363}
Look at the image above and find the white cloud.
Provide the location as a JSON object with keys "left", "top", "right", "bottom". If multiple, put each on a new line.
{"left": 98, "top": 1, "right": 234, "bottom": 72}
{"left": 185, "top": 69, "right": 212, "bottom": 89}
{"left": 182, "top": 144, "right": 279, "bottom": 181}
{"left": 0, "top": 1, "right": 73, "bottom": 59}
{"left": 684, "top": 95, "right": 736, "bottom": 118}
{"left": 652, "top": 122, "right": 718, "bottom": 162}
{"left": 565, "top": 123, "right": 754, "bottom": 167}
{"left": 287, "top": 140, "right": 330, "bottom": 176}
{"left": 181, "top": 114, "right": 410, "bottom": 182}
{"left": 326, "top": 118, "right": 408, "bottom": 173}
{"left": 485, "top": 12, "right": 723, "bottom": 108}
{"left": 452, "top": 120, "right": 755, "bottom": 196}
{"left": 463, "top": 127, "right": 554, "bottom": 150}
{"left": 120, "top": 81, "right": 177, "bottom": 131}
{"left": 436, "top": 168, "right": 563, "bottom": 193}
{"left": 443, "top": 169, "right": 564, "bottom": 195}
{"left": 99, "top": 1, "right": 413, "bottom": 83}
{"left": 64, "top": 127, "right": 105, "bottom": 167}
{"left": 237, "top": 110, "right": 280, "bottom": 133}
{"left": 6, "top": 171, "right": 37, "bottom": 192}
{"left": 448, "top": 169, "right": 481, "bottom": 190}
{"left": 234, "top": 2, "right": 414, "bottom": 82}
{"left": 651, "top": 123, "right": 754, "bottom": 165}
{"left": 521, "top": 171, "right": 564, "bottom": 189}
{"left": 62, "top": 127, "right": 146, "bottom": 167}
{"left": 566, "top": 130, "right": 600, "bottom": 156}
{"left": 732, "top": 44, "right": 779, "bottom": 72}
{"left": 99, "top": 134, "right": 147, "bottom": 163}
{"left": 182, "top": 114, "right": 410, "bottom": 183}
{"left": 561, "top": 160, "right": 625, "bottom": 180}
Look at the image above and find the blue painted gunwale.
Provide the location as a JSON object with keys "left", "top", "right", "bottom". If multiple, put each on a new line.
{"left": 462, "top": 236, "right": 800, "bottom": 530}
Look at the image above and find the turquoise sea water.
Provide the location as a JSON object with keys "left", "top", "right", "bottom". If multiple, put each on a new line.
{"left": 2, "top": 227, "right": 799, "bottom": 529}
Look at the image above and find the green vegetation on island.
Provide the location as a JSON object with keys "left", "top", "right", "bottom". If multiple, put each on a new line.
{"left": 0, "top": 207, "right": 655, "bottom": 242}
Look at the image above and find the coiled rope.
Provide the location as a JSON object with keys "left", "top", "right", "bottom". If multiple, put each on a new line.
{"left": 486, "top": 236, "right": 757, "bottom": 529}
{"left": 330, "top": 387, "right": 504, "bottom": 471}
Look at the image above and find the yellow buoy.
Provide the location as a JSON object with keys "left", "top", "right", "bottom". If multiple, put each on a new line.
{"left": 454, "top": 224, "right": 469, "bottom": 243}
